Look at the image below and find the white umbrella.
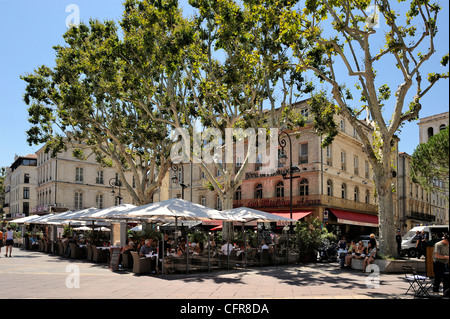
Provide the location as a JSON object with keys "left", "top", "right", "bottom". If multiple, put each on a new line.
{"left": 94, "top": 227, "right": 111, "bottom": 232}
{"left": 124, "top": 198, "right": 229, "bottom": 222}
{"left": 46, "top": 207, "right": 99, "bottom": 222}
{"left": 12, "top": 213, "right": 58, "bottom": 225}
{"left": 130, "top": 224, "right": 142, "bottom": 232}
{"left": 72, "top": 226, "right": 92, "bottom": 231}
{"left": 77, "top": 204, "right": 137, "bottom": 221}
{"left": 221, "top": 207, "right": 296, "bottom": 223}
{"left": 11, "top": 214, "right": 46, "bottom": 224}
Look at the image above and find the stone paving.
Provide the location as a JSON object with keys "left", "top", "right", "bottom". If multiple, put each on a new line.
{"left": 0, "top": 247, "right": 423, "bottom": 300}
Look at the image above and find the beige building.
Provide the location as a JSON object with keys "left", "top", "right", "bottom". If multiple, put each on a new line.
{"left": 396, "top": 152, "right": 448, "bottom": 231}
{"left": 418, "top": 111, "right": 449, "bottom": 144}
{"left": 33, "top": 144, "right": 135, "bottom": 213}
{"left": 169, "top": 100, "right": 379, "bottom": 238}
{"left": 3, "top": 154, "right": 38, "bottom": 219}
{"left": 404, "top": 111, "right": 450, "bottom": 228}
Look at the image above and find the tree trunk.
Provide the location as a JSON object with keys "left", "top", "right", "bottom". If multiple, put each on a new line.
{"left": 373, "top": 167, "right": 397, "bottom": 257}
{"left": 221, "top": 191, "right": 234, "bottom": 242}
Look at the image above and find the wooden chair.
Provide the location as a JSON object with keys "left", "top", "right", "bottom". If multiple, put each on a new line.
{"left": 92, "top": 247, "right": 108, "bottom": 263}
{"left": 130, "top": 251, "right": 152, "bottom": 275}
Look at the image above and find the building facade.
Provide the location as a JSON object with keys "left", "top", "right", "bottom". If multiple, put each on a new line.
{"left": 417, "top": 111, "right": 449, "bottom": 144}
{"left": 169, "top": 101, "right": 380, "bottom": 239}
{"left": 394, "top": 111, "right": 449, "bottom": 232}
{"left": 33, "top": 144, "right": 135, "bottom": 214}
{"left": 396, "top": 152, "right": 448, "bottom": 231}
{"left": 3, "top": 154, "right": 38, "bottom": 219}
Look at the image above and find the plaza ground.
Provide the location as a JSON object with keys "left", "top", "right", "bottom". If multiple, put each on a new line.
{"left": 0, "top": 246, "right": 419, "bottom": 299}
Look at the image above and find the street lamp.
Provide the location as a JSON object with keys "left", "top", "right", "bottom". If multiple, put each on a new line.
{"left": 109, "top": 177, "right": 122, "bottom": 205}
{"left": 171, "top": 162, "right": 190, "bottom": 271}
{"left": 278, "top": 130, "right": 301, "bottom": 264}
{"left": 278, "top": 130, "right": 301, "bottom": 220}
{"left": 171, "top": 163, "right": 188, "bottom": 200}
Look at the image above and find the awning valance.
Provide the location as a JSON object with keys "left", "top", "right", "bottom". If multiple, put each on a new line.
{"left": 329, "top": 209, "right": 378, "bottom": 227}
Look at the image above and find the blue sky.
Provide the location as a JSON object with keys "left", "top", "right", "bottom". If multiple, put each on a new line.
{"left": 0, "top": 0, "right": 448, "bottom": 169}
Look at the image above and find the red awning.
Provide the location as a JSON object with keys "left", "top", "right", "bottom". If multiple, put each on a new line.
{"left": 269, "top": 211, "right": 313, "bottom": 221}
{"left": 329, "top": 209, "right": 378, "bottom": 227}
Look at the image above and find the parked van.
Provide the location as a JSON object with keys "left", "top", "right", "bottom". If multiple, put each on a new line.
{"left": 400, "top": 225, "right": 449, "bottom": 257}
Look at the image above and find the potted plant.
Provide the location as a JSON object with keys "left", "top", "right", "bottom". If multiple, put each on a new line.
{"left": 294, "top": 217, "right": 328, "bottom": 263}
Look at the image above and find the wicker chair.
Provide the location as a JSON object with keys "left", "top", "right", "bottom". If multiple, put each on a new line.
{"left": 86, "top": 244, "right": 94, "bottom": 261}
{"left": 57, "top": 241, "right": 64, "bottom": 256}
{"left": 122, "top": 250, "right": 135, "bottom": 269}
{"left": 62, "top": 241, "right": 70, "bottom": 257}
{"left": 70, "top": 243, "right": 84, "bottom": 259}
{"left": 130, "top": 251, "right": 152, "bottom": 275}
{"left": 37, "top": 239, "right": 43, "bottom": 252}
{"left": 92, "top": 247, "right": 108, "bottom": 263}
{"left": 43, "top": 241, "right": 50, "bottom": 254}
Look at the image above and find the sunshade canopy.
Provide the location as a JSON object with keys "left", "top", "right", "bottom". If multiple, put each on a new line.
{"left": 77, "top": 204, "right": 137, "bottom": 221}
{"left": 11, "top": 214, "right": 46, "bottom": 224}
{"left": 221, "top": 207, "right": 297, "bottom": 223}
{"left": 124, "top": 198, "right": 229, "bottom": 221}
{"left": 12, "top": 214, "right": 57, "bottom": 224}
{"left": 46, "top": 207, "right": 99, "bottom": 222}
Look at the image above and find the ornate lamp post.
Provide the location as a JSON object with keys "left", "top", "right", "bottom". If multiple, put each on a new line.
{"left": 171, "top": 163, "right": 188, "bottom": 199}
{"left": 109, "top": 177, "right": 122, "bottom": 205}
{"left": 278, "top": 130, "right": 301, "bottom": 264}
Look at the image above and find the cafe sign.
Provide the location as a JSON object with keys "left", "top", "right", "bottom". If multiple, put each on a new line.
{"left": 245, "top": 168, "right": 291, "bottom": 180}
{"left": 245, "top": 196, "right": 321, "bottom": 209}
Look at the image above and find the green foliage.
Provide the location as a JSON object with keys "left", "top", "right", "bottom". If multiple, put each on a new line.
{"left": 411, "top": 126, "right": 449, "bottom": 197}
{"left": 188, "top": 228, "right": 208, "bottom": 243}
{"left": 294, "top": 217, "right": 330, "bottom": 256}
{"left": 308, "top": 91, "right": 338, "bottom": 147}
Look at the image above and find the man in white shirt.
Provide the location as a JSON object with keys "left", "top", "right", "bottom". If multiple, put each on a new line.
{"left": 221, "top": 241, "right": 234, "bottom": 256}
{"left": 261, "top": 240, "right": 269, "bottom": 250}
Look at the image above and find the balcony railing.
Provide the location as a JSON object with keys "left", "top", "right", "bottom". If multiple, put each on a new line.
{"left": 234, "top": 194, "right": 378, "bottom": 214}
{"left": 408, "top": 211, "right": 436, "bottom": 222}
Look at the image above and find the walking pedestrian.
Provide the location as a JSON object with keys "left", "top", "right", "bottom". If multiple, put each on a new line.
{"left": 0, "top": 228, "right": 4, "bottom": 257}
{"left": 432, "top": 234, "right": 449, "bottom": 295}
{"left": 416, "top": 231, "right": 428, "bottom": 259}
{"left": 396, "top": 230, "right": 402, "bottom": 256}
{"left": 5, "top": 227, "right": 14, "bottom": 257}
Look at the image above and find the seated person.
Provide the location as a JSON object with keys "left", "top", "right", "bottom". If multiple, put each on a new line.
{"left": 260, "top": 240, "right": 269, "bottom": 251}
{"left": 136, "top": 238, "right": 146, "bottom": 252}
{"left": 177, "top": 238, "right": 187, "bottom": 257}
{"left": 338, "top": 237, "right": 347, "bottom": 250}
{"left": 122, "top": 239, "right": 135, "bottom": 253}
{"left": 345, "top": 240, "right": 357, "bottom": 267}
{"left": 363, "top": 242, "right": 377, "bottom": 273}
{"left": 158, "top": 233, "right": 171, "bottom": 257}
{"left": 30, "top": 235, "right": 39, "bottom": 249}
{"left": 353, "top": 241, "right": 366, "bottom": 259}
{"left": 191, "top": 242, "right": 201, "bottom": 254}
{"left": 221, "top": 240, "right": 234, "bottom": 256}
{"left": 139, "top": 239, "right": 153, "bottom": 257}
